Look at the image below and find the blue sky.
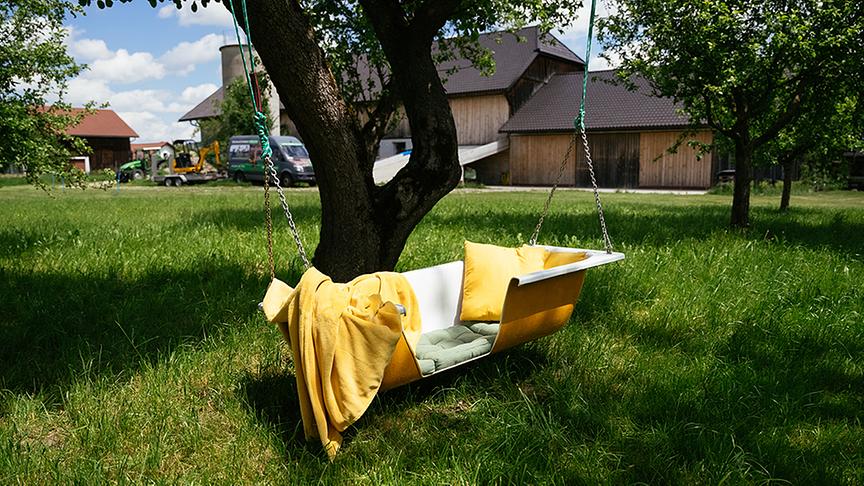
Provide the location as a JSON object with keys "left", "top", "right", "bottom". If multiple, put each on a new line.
{"left": 62, "top": 2, "right": 613, "bottom": 142}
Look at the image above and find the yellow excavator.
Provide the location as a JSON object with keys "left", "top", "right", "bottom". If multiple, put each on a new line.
{"left": 153, "top": 140, "right": 224, "bottom": 186}
{"left": 171, "top": 140, "right": 220, "bottom": 174}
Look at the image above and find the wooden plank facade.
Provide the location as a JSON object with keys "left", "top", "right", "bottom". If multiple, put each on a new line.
{"left": 576, "top": 132, "right": 640, "bottom": 188}
{"left": 508, "top": 130, "right": 714, "bottom": 188}
{"left": 638, "top": 131, "right": 714, "bottom": 188}
{"left": 509, "top": 134, "right": 574, "bottom": 186}
{"left": 450, "top": 94, "right": 511, "bottom": 145}
{"left": 82, "top": 137, "right": 132, "bottom": 171}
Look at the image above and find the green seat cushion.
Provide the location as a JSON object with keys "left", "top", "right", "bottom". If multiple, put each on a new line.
{"left": 415, "top": 323, "right": 500, "bottom": 375}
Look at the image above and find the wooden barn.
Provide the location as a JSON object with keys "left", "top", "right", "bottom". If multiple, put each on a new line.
{"left": 496, "top": 70, "right": 715, "bottom": 189}
{"left": 378, "top": 26, "right": 584, "bottom": 158}
{"left": 66, "top": 109, "right": 138, "bottom": 173}
{"left": 180, "top": 26, "right": 716, "bottom": 189}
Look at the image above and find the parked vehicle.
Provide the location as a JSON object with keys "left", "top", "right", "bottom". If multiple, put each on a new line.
{"left": 118, "top": 159, "right": 148, "bottom": 182}
{"left": 227, "top": 135, "right": 315, "bottom": 186}
{"left": 151, "top": 140, "right": 224, "bottom": 187}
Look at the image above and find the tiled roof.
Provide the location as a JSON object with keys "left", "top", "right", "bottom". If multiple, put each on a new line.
{"left": 179, "top": 85, "right": 286, "bottom": 121}
{"left": 438, "top": 26, "right": 584, "bottom": 95}
{"left": 179, "top": 86, "right": 224, "bottom": 121}
{"left": 131, "top": 141, "right": 169, "bottom": 151}
{"left": 180, "top": 26, "right": 584, "bottom": 122}
{"left": 500, "top": 70, "right": 695, "bottom": 132}
{"left": 63, "top": 108, "right": 138, "bottom": 138}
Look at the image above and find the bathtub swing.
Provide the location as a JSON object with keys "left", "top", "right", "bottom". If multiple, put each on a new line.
{"left": 225, "top": 0, "right": 622, "bottom": 389}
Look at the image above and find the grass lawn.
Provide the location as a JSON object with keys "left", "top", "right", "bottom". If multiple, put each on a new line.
{"left": 0, "top": 184, "right": 862, "bottom": 484}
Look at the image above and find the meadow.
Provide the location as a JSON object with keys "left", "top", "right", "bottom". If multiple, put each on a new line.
{"left": 0, "top": 184, "right": 862, "bottom": 484}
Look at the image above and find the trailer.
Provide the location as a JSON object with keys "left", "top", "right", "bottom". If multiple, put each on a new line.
{"left": 153, "top": 172, "right": 224, "bottom": 186}
{"left": 151, "top": 140, "right": 225, "bottom": 186}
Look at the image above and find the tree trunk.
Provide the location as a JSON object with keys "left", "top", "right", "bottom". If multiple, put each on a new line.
{"left": 731, "top": 141, "right": 752, "bottom": 228}
{"left": 238, "top": 0, "right": 461, "bottom": 282}
{"left": 779, "top": 157, "right": 794, "bottom": 212}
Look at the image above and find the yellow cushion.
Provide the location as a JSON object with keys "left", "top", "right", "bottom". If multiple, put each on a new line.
{"left": 459, "top": 241, "right": 548, "bottom": 321}
{"left": 544, "top": 250, "right": 589, "bottom": 269}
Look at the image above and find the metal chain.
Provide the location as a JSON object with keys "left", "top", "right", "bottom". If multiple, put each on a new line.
{"left": 528, "top": 128, "right": 614, "bottom": 254}
{"left": 264, "top": 155, "right": 311, "bottom": 269}
{"left": 579, "top": 129, "right": 613, "bottom": 254}
{"left": 529, "top": 133, "right": 578, "bottom": 246}
{"left": 263, "top": 156, "right": 275, "bottom": 281}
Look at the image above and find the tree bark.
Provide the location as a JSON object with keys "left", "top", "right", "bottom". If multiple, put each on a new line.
{"left": 731, "top": 140, "right": 752, "bottom": 228}
{"left": 779, "top": 157, "right": 794, "bottom": 212}
{"left": 236, "top": 0, "right": 461, "bottom": 282}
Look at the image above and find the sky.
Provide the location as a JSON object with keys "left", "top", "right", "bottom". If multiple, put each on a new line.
{"left": 61, "top": 2, "right": 616, "bottom": 142}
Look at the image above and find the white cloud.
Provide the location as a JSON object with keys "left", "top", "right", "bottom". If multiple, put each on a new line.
{"left": 181, "top": 83, "right": 219, "bottom": 103}
{"left": 64, "top": 78, "right": 113, "bottom": 106}
{"left": 118, "top": 111, "right": 197, "bottom": 142}
{"left": 157, "top": 3, "right": 234, "bottom": 27}
{"left": 84, "top": 49, "right": 166, "bottom": 84}
{"left": 109, "top": 89, "right": 192, "bottom": 113}
{"left": 69, "top": 38, "right": 113, "bottom": 61}
{"left": 555, "top": 1, "right": 620, "bottom": 70}
{"left": 160, "top": 33, "right": 224, "bottom": 75}
{"left": 157, "top": 5, "right": 175, "bottom": 19}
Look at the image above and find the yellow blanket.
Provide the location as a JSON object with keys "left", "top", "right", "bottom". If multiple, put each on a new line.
{"left": 261, "top": 267, "right": 420, "bottom": 459}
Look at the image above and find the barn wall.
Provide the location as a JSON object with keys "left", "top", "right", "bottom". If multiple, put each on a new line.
{"left": 469, "top": 149, "right": 510, "bottom": 185}
{"left": 382, "top": 94, "right": 510, "bottom": 145}
{"left": 450, "top": 94, "right": 510, "bottom": 145}
{"left": 510, "top": 132, "right": 643, "bottom": 187}
{"left": 509, "top": 133, "right": 575, "bottom": 186}
{"left": 575, "top": 132, "right": 640, "bottom": 188}
{"left": 638, "top": 130, "right": 714, "bottom": 188}
{"left": 81, "top": 137, "right": 132, "bottom": 171}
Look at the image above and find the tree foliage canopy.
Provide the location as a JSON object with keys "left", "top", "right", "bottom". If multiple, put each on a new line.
{"left": 599, "top": 0, "right": 863, "bottom": 146}
{"left": 198, "top": 72, "right": 274, "bottom": 166}
{"left": 95, "top": 0, "right": 582, "bottom": 129}
{"left": 81, "top": 0, "right": 589, "bottom": 280}
{"left": 598, "top": 0, "right": 864, "bottom": 225}
{"left": 1, "top": 0, "right": 92, "bottom": 186}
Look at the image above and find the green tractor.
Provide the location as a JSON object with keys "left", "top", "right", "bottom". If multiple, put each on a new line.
{"left": 118, "top": 159, "right": 148, "bottom": 182}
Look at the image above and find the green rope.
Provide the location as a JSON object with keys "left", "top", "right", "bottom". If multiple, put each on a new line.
{"left": 575, "top": 0, "right": 597, "bottom": 131}
{"left": 225, "top": 0, "right": 272, "bottom": 158}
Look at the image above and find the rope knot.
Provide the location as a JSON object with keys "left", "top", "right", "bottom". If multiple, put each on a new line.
{"left": 254, "top": 111, "right": 272, "bottom": 158}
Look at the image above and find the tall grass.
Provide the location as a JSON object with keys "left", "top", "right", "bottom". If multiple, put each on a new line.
{"left": 1, "top": 185, "right": 862, "bottom": 483}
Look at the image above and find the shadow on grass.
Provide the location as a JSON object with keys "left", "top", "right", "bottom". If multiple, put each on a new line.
{"left": 239, "top": 343, "right": 550, "bottom": 461}
{"left": 0, "top": 261, "right": 266, "bottom": 396}
{"left": 420, "top": 203, "right": 864, "bottom": 256}
{"left": 177, "top": 204, "right": 322, "bottom": 233}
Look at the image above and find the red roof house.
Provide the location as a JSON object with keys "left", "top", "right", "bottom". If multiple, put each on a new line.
{"left": 63, "top": 108, "right": 138, "bottom": 172}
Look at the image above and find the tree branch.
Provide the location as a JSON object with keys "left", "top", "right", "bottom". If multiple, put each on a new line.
{"left": 750, "top": 85, "right": 806, "bottom": 149}
{"left": 360, "top": 79, "right": 399, "bottom": 172}
{"left": 412, "top": 0, "right": 465, "bottom": 39}
{"left": 703, "top": 93, "right": 736, "bottom": 139}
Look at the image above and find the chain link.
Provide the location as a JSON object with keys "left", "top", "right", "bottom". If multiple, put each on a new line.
{"left": 529, "top": 133, "right": 578, "bottom": 246}
{"left": 264, "top": 155, "right": 311, "bottom": 270}
{"left": 579, "top": 129, "right": 613, "bottom": 254}
{"left": 528, "top": 128, "right": 614, "bottom": 254}
{"left": 263, "top": 157, "right": 275, "bottom": 281}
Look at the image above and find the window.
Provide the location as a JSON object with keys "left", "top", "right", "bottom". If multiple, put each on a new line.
{"left": 281, "top": 143, "right": 309, "bottom": 158}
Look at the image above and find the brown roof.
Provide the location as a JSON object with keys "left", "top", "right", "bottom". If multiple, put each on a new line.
{"left": 131, "top": 141, "right": 169, "bottom": 151}
{"left": 180, "top": 26, "right": 584, "bottom": 121}
{"left": 500, "top": 70, "right": 695, "bottom": 133}
{"left": 438, "top": 26, "right": 584, "bottom": 96}
{"left": 179, "top": 86, "right": 224, "bottom": 121}
{"left": 64, "top": 108, "right": 138, "bottom": 138}
{"left": 179, "top": 85, "right": 287, "bottom": 121}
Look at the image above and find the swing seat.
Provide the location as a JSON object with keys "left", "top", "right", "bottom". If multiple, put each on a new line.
{"left": 380, "top": 246, "right": 624, "bottom": 390}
